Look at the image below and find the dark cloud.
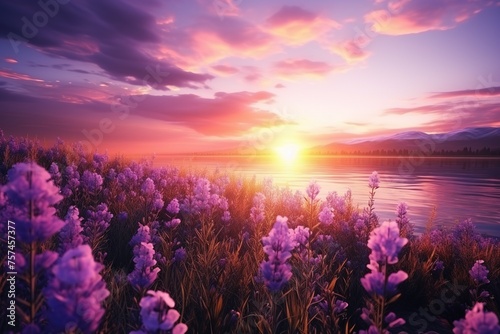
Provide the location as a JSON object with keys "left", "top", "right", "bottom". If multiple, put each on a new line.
{"left": 0, "top": 86, "right": 288, "bottom": 138}
{"left": 429, "top": 86, "right": 500, "bottom": 99}
{"left": 0, "top": 0, "right": 213, "bottom": 89}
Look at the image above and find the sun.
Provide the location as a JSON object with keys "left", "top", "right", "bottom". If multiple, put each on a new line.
{"left": 275, "top": 143, "right": 301, "bottom": 164}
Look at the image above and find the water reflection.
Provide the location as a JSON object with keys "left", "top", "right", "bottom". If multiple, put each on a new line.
{"left": 157, "top": 156, "right": 500, "bottom": 237}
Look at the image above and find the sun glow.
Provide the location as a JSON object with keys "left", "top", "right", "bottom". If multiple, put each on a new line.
{"left": 275, "top": 143, "right": 301, "bottom": 164}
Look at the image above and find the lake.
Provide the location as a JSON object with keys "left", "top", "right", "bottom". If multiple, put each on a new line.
{"left": 154, "top": 155, "right": 500, "bottom": 238}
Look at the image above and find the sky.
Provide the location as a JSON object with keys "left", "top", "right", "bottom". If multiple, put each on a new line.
{"left": 1, "top": 0, "right": 500, "bottom": 155}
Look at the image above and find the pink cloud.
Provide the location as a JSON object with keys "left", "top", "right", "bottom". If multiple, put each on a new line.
{"left": 163, "top": 16, "right": 279, "bottom": 68}
{"left": 211, "top": 64, "right": 240, "bottom": 75}
{"left": 0, "top": 69, "right": 44, "bottom": 82}
{"left": 273, "top": 59, "right": 334, "bottom": 79}
{"left": 198, "top": 0, "right": 242, "bottom": 18}
{"left": 265, "top": 5, "right": 340, "bottom": 45}
{"left": 330, "top": 39, "right": 371, "bottom": 63}
{"left": 119, "top": 90, "right": 287, "bottom": 136}
{"left": 365, "top": 0, "right": 493, "bottom": 35}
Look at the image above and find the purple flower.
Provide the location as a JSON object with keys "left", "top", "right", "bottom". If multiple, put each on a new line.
{"left": 250, "top": 192, "right": 266, "bottom": 225}
{"left": 174, "top": 247, "right": 187, "bottom": 263}
{"left": 361, "top": 270, "right": 385, "bottom": 296}
{"left": 333, "top": 300, "right": 349, "bottom": 314}
{"left": 386, "top": 271, "right": 409, "bottom": 296}
{"left": 165, "top": 218, "right": 181, "bottom": 228}
{"left": 259, "top": 216, "right": 294, "bottom": 292}
{"left": 291, "top": 225, "right": 310, "bottom": 249}
{"left": 368, "top": 171, "right": 380, "bottom": 189}
{"left": 470, "top": 260, "right": 490, "bottom": 285}
{"left": 221, "top": 210, "right": 231, "bottom": 222}
{"left": 81, "top": 170, "right": 103, "bottom": 194}
{"left": 45, "top": 245, "right": 110, "bottom": 334}
{"left": 453, "top": 302, "right": 500, "bottom": 334}
{"left": 48, "top": 162, "right": 61, "bottom": 185}
{"left": 59, "top": 206, "right": 84, "bottom": 253}
{"left": 259, "top": 261, "right": 292, "bottom": 292}
{"left": 83, "top": 203, "right": 113, "bottom": 249}
{"left": 152, "top": 191, "right": 164, "bottom": 211}
{"left": 138, "top": 290, "right": 188, "bottom": 333}
{"left": 2, "top": 162, "right": 64, "bottom": 243}
{"left": 396, "top": 202, "right": 413, "bottom": 238}
{"left": 166, "top": 198, "right": 180, "bottom": 215}
{"left": 130, "top": 224, "right": 152, "bottom": 247}
{"left": 306, "top": 180, "right": 320, "bottom": 201}
{"left": 367, "top": 221, "right": 408, "bottom": 265}
{"left": 141, "top": 178, "right": 155, "bottom": 195}
{"left": 128, "top": 242, "right": 160, "bottom": 291}
{"left": 385, "top": 312, "right": 405, "bottom": 328}
{"left": 318, "top": 206, "right": 334, "bottom": 226}
{"left": 434, "top": 260, "right": 445, "bottom": 272}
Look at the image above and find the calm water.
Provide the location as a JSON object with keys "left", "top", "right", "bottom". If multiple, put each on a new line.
{"left": 155, "top": 155, "right": 500, "bottom": 237}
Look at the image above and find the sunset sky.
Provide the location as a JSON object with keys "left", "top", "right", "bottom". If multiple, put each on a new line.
{"left": 1, "top": 0, "right": 500, "bottom": 154}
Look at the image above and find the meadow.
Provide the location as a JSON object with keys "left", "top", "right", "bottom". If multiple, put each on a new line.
{"left": 1, "top": 133, "right": 499, "bottom": 334}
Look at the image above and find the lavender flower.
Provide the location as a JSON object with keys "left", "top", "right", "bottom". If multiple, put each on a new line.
{"left": 361, "top": 221, "right": 408, "bottom": 332}
{"left": 166, "top": 198, "right": 180, "bottom": 215}
{"left": 368, "top": 171, "right": 380, "bottom": 189}
{"left": 45, "top": 245, "right": 110, "bottom": 333}
{"left": 318, "top": 206, "right": 334, "bottom": 226}
{"left": 333, "top": 300, "right": 349, "bottom": 314}
{"left": 83, "top": 203, "right": 113, "bottom": 250}
{"left": 128, "top": 242, "right": 161, "bottom": 291}
{"left": 221, "top": 210, "right": 231, "bottom": 222}
{"left": 2, "top": 162, "right": 64, "bottom": 243}
{"left": 306, "top": 180, "right": 320, "bottom": 201}
{"left": 81, "top": 170, "right": 103, "bottom": 194}
{"left": 141, "top": 178, "right": 155, "bottom": 195}
{"left": 174, "top": 247, "right": 187, "bottom": 263}
{"left": 453, "top": 302, "right": 500, "bottom": 334}
{"left": 59, "top": 206, "right": 84, "bottom": 253}
{"left": 130, "top": 224, "right": 152, "bottom": 247}
{"left": 396, "top": 202, "right": 413, "bottom": 238}
{"left": 259, "top": 216, "right": 294, "bottom": 292}
{"left": 434, "top": 260, "right": 445, "bottom": 272}
{"left": 137, "top": 290, "right": 188, "bottom": 333}
{"left": 470, "top": 260, "right": 490, "bottom": 285}
{"left": 250, "top": 192, "right": 266, "bottom": 226}
{"left": 62, "top": 164, "right": 80, "bottom": 197}
{"left": 165, "top": 218, "right": 181, "bottom": 228}
{"left": 367, "top": 221, "right": 408, "bottom": 266}
{"left": 48, "top": 162, "right": 62, "bottom": 185}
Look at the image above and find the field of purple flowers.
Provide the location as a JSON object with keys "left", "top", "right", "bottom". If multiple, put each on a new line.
{"left": 1, "top": 132, "right": 499, "bottom": 334}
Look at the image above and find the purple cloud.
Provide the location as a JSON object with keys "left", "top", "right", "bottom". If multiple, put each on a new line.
{"left": 0, "top": 1, "right": 213, "bottom": 89}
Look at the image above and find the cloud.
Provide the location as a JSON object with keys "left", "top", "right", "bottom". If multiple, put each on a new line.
{"left": 365, "top": 0, "right": 494, "bottom": 35}
{"left": 330, "top": 39, "right": 371, "bottom": 63}
{"left": 131, "top": 91, "right": 286, "bottom": 136}
{"left": 199, "top": 0, "right": 242, "bottom": 18}
{"left": 273, "top": 59, "right": 334, "bottom": 79}
{"left": 265, "top": 5, "right": 340, "bottom": 45}
{"left": 429, "top": 86, "right": 500, "bottom": 99}
{"left": 0, "top": 68, "right": 44, "bottom": 82}
{"left": 211, "top": 64, "right": 240, "bottom": 75}
{"left": 187, "top": 16, "right": 279, "bottom": 64}
{"left": 0, "top": 1, "right": 213, "bottom": 89}
{"left": 383, "top": 91, "right": 500, "bottom": 132}
{"left": 0, "top": 85, "right": 288, "bottom": 139}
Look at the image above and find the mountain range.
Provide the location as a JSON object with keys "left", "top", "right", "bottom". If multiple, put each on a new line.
{"left": 310, "top": 127, "right": 500, "bottom": 155}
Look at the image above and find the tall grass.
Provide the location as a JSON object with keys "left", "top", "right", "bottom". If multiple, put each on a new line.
{"left": 0, "top": 133, "right": 499, "bottom": 333}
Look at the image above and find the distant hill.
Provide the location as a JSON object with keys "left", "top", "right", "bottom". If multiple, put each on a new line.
{"left": 309, "top": 127, "right": 500, "bottom": 156}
